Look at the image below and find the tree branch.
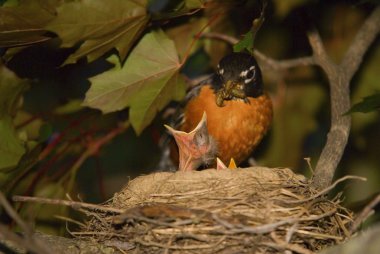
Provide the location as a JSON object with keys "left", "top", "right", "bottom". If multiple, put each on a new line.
{"left": 350, "top": 193, "right": 380, "bottom": 233}
{"left": 253, "top": 50, "right": 315, "bottom": 71}
{"left": 342, "top": 7, "right": 380, "bottom": 80}
{"left": 310, "top": 6, "right": 380, "bottom": 190}
{"left": 201, "top": 32, "right": 316, "bottom": 71}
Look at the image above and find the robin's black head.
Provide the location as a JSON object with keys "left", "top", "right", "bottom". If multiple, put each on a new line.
{"left": 212, "top": 52, "right": 263, "bottom": 104}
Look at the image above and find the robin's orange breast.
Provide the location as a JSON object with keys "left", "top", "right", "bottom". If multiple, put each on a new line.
{"left": 181, "top": 85, "right": 273, "bottom": 165}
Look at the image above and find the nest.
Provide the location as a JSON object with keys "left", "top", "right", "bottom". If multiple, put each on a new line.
{"left": 78, "top": 167, "right": 354, "bottom": 253}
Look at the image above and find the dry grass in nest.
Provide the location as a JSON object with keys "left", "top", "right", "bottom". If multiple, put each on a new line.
{"left": 77, "top": 167, "right": 355, "bottom": 253}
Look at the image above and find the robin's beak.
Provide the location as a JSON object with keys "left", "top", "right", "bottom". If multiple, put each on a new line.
{"left": 216, "top": 80, "right": 246, "bottom": 106}
{"left": 165, "top": 112, "right": 217, "bottom": 171}
{"left": 224, "top": 80, "right": 235, "bottom": 91}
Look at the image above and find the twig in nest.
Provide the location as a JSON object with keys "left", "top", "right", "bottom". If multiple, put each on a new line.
{"left": 103, "top": 240, "right": 135, "bottom": 252}
{"left": 304, "top": 157, "right": 314, "bottom": 175}
{"left": 286, "top": 222, "right": 298, "bottom": 243}
{"left": 12, "top": 195, "right": 123, "bottom": 214}
{"left": 152, "top": 226, "right": 221, "bottom": 235}
{"left": 212, "top": 208, "right": 336, "bottom": 235}
{"left": 263, "top": 240, "right": 315, "bottom": 254}
{"left": 287, "top": 175, "right": 366, "bottom": 204}
{"left": 211, "top": 214, "right": 296, "bottom": 235}
{"left": 175, "top": 233, "right": 209, "bottom": 242}
{"left": 128, "top": 215, "right": 194, "bottom": 227}
{"left": 134, "top": 236, "right": 226, "bottom": 250}
{"left": 295, "top": 229, "right": 343, "bottom": 241}
{"left": 334, "top": 213, "right": 351, "bottom": 238}
{"left": 71, "top": 231, "right": 129, "bottom": 238}
{"left": 54, "top": 215, "right": 86, "bottom": 228}
{"left": 350, "top": 193, "right": 380, "bottom": 233}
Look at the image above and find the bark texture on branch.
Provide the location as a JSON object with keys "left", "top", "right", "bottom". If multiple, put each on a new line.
{"left": 311, "top": 6, "right": 380, "bottom": 190}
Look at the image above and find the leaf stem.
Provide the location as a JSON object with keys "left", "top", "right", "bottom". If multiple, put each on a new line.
{"left": 60, "top": 122, "right": 129, "bottom": 193}
{"left": 181, "top": 13, "right": 220, "bottom": 65}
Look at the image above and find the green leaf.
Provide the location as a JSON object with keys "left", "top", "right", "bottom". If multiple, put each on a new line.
{"left": 84, "top": 30, "right": 186, "bottom": 134}
{"left": 34, "top": 182, "right": 65, "bottom": 199}
{"left": 346, "top": 93, "right": 380, "bottom": 115}
{"left": 1, "top": 0, "right": 19, "bottom": 7}
{"left": 233, "top": 30, "right": 254, "bottom": 53}
{"left": 53, "top": 99, "right": 83, "bottom": 115}
{"left": 185, "top": 0, "right": 204, "bottom": 9}
{"left": 166, "top": 17, "right": 208, "bottom": 59}
{"left": 273, "top": 0, "right": 310, "bottom": 18}
{"left": 0, "top": 65, "right": 28, "bottom": 170}
{"left": 0, "top": 65, "right": 28, "bottom": 117}
{"left": 0, "top": 0, "right": 58, "bottom": 47}
{"left": 0, "top": 116, "right": 25, "bottom": 170}
{"left": 46, "top": 0, "right": 149, "bottom": 64}
{"left": 233, "top": 1, "right": 266, "bottom": 54}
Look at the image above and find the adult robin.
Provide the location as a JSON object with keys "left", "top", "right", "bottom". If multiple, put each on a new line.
{"left": 166, "top": 52, "right": 273, "bottom": 171}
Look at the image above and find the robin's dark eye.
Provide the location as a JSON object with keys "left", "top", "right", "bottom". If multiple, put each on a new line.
{"left": 246, "top": 70, "right": 254, "bottom": 79}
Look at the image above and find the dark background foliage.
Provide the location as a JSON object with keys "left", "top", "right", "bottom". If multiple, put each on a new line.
{"left": 0, "top": 0, "right": 379, "bottom": 234}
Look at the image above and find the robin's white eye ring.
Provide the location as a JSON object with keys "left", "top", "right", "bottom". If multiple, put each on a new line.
{"left": 244, "top": 78, "right": 254, "bottom": 84}
{"left": 219, "top": 68, "right": 224, "bottom": 75}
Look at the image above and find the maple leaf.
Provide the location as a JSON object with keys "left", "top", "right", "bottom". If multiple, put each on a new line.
{"left": 0, "top": 0, "right": 58, "bottom": 47}
{"left": 84, "top": 30, "right": 186, "bottom": 134}
{"left": 46, "top": 0, "right": 149, "bottom": 63}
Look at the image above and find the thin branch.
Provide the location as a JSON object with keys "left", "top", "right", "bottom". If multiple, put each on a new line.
{"left": 342, "top": 6, "right": 380, "bottom": 80}
{"left": 311, "top": 6, "right": 380, "bottom": 190}
{"left": 0, "top": 191, "right": 51, "bottom": 254}
{"left": 12, "top": 195, "right": 123, "bottom": 214}
{"left": 201, "top": 32, "right": 238, "bottom": 44}
{"left": 0, "top": 192, "right": 31, "bottom": 235}
{"left": 253, "top": 50, "right": 315, "bottom": 71}
{"left": 0, "top": 224, "right": 49, "bottom": 254}
{"left": 181, "top": 14, "right": 220, "bottom": 64}
{"left": 201, "top": 32, "right": 316, "bottom": 71}
{"left": 63, "top": 122, "right": 129, "bottom": 192}
{"left": 351, "top": 193, "right": 380, "bottom": 233}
